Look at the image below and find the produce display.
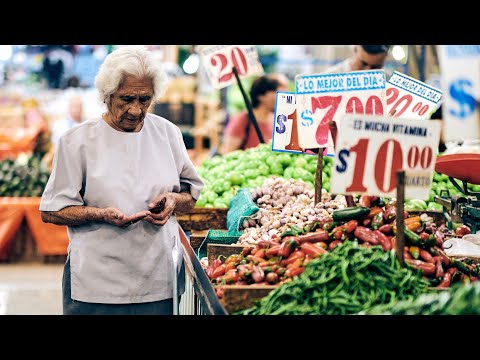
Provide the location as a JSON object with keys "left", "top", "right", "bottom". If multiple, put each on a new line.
{"left": 0, "top": 153, "right": 50, "bottom": 197}
{"left": 204, "top": 177, "right": 477, "bottom": 313}
{"left": 239, "top": 241, "right": 430, "bottom": 315}
{"left": 237, "top": 177, "right": 345, "bottom": 245}
{"left": 195, "top": 143, "right": 477, "bottom": 212}
{"left": 195, "top": 143, "right": 332, "bottom": 208}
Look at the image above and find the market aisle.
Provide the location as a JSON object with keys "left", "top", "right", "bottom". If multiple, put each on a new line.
{"left": 0, "top": 263, "right": 63, "bottom": 315}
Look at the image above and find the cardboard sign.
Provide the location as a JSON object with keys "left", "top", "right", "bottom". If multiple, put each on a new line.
{"left": 331, "top": 114, "right": 441, "bottom": 199}
{"left": 438, "top": 45, "right": 480, "bottom": 142}
{"left": 198, "top": 45, "right": 264, "bottom": 89}
{"left": 295, "top": 70, "right": 386, "bottom": 153}
{"left": 387, "top": 71, "right": 443, "bottom": 119}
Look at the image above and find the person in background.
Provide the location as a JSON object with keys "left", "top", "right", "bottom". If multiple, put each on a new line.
{"left": 325, "top": 45, "right": 391, "bottom": 73}
{"left": 51, "top": 94, "right": 84, "bottom": 149}
{"left": 39, "top": 46, "right": 204, "bottom": 315}
{"left": 221, "top": 73, "right": 289, "bottom": 153}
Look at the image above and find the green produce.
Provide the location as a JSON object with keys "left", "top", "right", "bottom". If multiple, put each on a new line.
{"left": 239, "top": 241, "right": 429, "bottom": 315}
{"left": 195, "top": 142, "right": 333, "bottom": 207}
{"left": 0, "top": 153, "right": 50, "bottom": 197}
{"left": 362, "top": 281, "right": 480, "bottom": 315}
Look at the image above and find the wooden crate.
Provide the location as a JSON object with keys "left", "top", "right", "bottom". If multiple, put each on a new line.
{"left": 207, "top": 243, "right": 245, "bottom": 265}
{"left": 221, "top": 285, "right": 278, "bottom": 314}
{"left": 177, "top": 207, "right": 228, "bottom": 231}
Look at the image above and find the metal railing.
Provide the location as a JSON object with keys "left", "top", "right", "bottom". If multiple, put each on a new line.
{"left": 178, "top": 226, "right": 228, "bottom": 315}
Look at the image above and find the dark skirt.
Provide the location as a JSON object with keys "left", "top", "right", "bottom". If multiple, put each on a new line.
{"left": 62, "top": 256, "right": 176, "bottom": 315}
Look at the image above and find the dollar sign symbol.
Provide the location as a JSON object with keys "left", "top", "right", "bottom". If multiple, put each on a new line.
{"left": 449, "top": 79, "right": 476, "bottom": 119}
{"left": 275, "top": 114, "right": 286, "bottom": 134}
{"left": 300, "top": 110, "right": 314, "bottom": 126}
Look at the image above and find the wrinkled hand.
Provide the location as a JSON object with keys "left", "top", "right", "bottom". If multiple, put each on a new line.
{"left": 145, "top": 193, "right": 177, "bottom": 226}
{"left": 102, "top": 207, "right": 150, "bottom": 228}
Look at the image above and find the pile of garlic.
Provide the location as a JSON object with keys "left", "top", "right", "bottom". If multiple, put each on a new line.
{"left": 236, "top": 177, "right": 347, "bottom": 246}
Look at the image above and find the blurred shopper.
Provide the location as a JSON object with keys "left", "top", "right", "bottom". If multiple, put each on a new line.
{"left": 40, "top": 46, "right": 204, "bottom": 315}
{"left": 51, "top": 94, "right": 84, "bottom": 149}
{"left": 221, "top": 73, "right": 289, "bottom": 153}
{"left": 325, "top": 45, "right": 391, "bottom": 73}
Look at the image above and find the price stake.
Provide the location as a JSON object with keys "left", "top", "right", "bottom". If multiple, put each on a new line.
{"left": 295, "top": 70, "right": 387, "bottom": 154}
{"left": 331, "top": 114, "right": 441, "bottom": 199}
{"left": 387, "top": 71, "right": 443, "bottom": 119}
{"left": 198, "top": 45, "right": 264, "bottom": 89}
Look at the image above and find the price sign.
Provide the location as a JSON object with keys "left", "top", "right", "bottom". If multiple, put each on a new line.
{"left": 198, "top": 45, "right": 264, "bottom": 89}
{"left": 295, "top": 70, "right": 387, "bottom": 154}
{"left": 438, "top": 45, "right": 480, "bottom": 142}
{"left": 272, "top": 92, "right": 302, "bottom": 154}
{"left": 387, "top": 71, "right": 443, "bottom": 119}
{"left": 331, "top": 114, "right": 441, "bottom": 199}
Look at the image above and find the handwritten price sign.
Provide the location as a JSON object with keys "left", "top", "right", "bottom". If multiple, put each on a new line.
{"left": 331, "top": 114, "right": 441, "bottom": 199}
{"left": 295, "top": 70, "right": 387, "bottom": 153}
{"left": 272, "top": 92, "right": 304, "bottom": 154}
{"left": 198, "top": 45, "right": 264, "bottom": 89}
{"left": 387, "top": 71, "right": 443, "bottom": 119}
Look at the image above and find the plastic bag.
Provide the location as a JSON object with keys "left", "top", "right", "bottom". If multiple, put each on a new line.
{"left": 444, "top": 234, "right": 480, "bottom": 258}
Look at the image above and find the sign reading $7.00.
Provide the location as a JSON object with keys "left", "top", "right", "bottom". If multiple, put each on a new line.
{"left": 295, "top": 70, "right": 387, "bottom": 153}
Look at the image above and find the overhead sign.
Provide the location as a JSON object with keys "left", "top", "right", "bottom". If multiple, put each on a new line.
{"left": 295, "top": 70, "right": 387, "bottom": 154}
{"left": 387, "top": 71, "right": 443, "bottom": 119}
{"left": 438, "top": 45, "right": 480, "bottom": 142}
{"left": 198, "top": 45, "right": 264, "bottom": 89}
{"left": 331, "top": 114, "right": 441, "bottom": 199}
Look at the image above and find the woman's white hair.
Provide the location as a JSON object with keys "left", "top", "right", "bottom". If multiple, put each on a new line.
{"left": 94, "top": 46, "right": 168, "bottom": 103}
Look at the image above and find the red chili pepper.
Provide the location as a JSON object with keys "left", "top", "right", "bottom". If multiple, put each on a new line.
{"left": 210, "top": 264, "right": 227, "bottom": 279}
{"left": 362, "top": 218, "right": 372, "bottom": 227}
{"left": 224, "top": 269, "right": 240, "bottom": 284}
{"left": 405, "top": 259, "right": 436, "bottom": 276}
{"left": 301, "top": 242, "right": 328, "bottom": 258}
{"left": 344, "top": 220, "right": 358, "bottom": 234}
{"left": 332, "top": 228, "right": 344, "bottom": 240}
{"left": 368, "top": 206, "right": 384, "bottom": 219}
{"left": 328, "top": 240, "right": 342, "bottom": 250}
{"left": 373, "top": 230, "right": 391, "bottom": 251}
{"left": 378, "top": 224, "right": 393, "bottom": 235}
{"left": 285, "top": 267, "right": 305, "bottom": 278}
{"left": 278, "top": 239, "right": 298, "bottom": 258}
{"left": 358, "top": 194, "right": 372, "bottom": 207}
{"left": 265, "top": 245, "right": 281, "bottom": 259}
{"left": 296, "top": 230, "right": 329, "bottom": 243}
{"left": 436, "top": 272, "right": 452, "bottom": 288}
{"left": 206, "top": 259, "right": 222, "bottom": 278}
{"left": 354, "top": 226, "right": 379, "bottom": 245}
{"left": 246, "top": 255, "right": 265, "bottom": 264}
{"left": 384, "top": 206, "right": 397, "bottom": 221}
{"left": 419, "top": 249, "right": 435, "bottom": 263}
{"left": 280, "top": 250, "right": 306, "bottom": 266}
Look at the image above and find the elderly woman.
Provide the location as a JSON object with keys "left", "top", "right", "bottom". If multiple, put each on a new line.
{"left": 39, "top": 46, "right": 204, "bottom": 315}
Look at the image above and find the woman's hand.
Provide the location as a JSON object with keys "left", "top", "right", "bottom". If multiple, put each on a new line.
{"left": 102, "top": 207, "right": 150, "bottom": 228}
{"left": 145, "top": 193, "right": 177, "bottom": 226}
